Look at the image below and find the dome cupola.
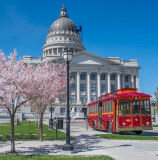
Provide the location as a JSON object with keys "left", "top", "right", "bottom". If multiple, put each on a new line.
{"left": 42, "top": 5, "right": 85, "bottom": 58}
{"left": 48, "top": 5, "right": 76, "bottom": 33}
{"left": 59, "top": 5, "right": 68, "bottom": 18}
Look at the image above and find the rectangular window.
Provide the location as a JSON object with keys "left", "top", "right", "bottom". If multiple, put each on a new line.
{"left": 94, "top": 105, "right": 97, "bottom": 114}
{"left": 49, "top": 49, "right": 52, "bottom": 54}
{"left": 91, "top": 95, "right": 96, "bottom": 101}
{"left": 90, "top": 74, "right": 95, "bottom": 80}
{"left": 59, "top": 97, "right": 66, "bottom": 102}
{"left": 119, "top": 100, "right": 131, "bottom": 115}
{"left": 103, "top": 103, "right": 105, "bottom": 113}
{"left": 53, "top": 48, "right": 57, "bottom": 55}
{"left": 111, "top": 101, "right": 113, "bottom": 112}
{"left": 132, "top": 100, "right": 140, "bottom": 115}
{"left": 90, "top": 84, "right": 96, "bottom": 91}
{"left": 70, "top": 84, "right": 75, "bottom": 90}
{"left": 105, "top": 102, "right": 107, "bottom": 113}
{"left": 140, "top": 100, "right": 150, "bottom": 114}
{"left": 101, "top": 84, "right": 106, "bottom": 92}
{"left": 110, "top": 74, "right": 115, "bottom": 80}
{"left": 125, "top": 76, "right": 128, "bottom": 82}
{"left": 60, "top": 37, "right": 62, "bottom": 40}
{"left": 125, "top": 86, "right": 129, "bottom": 88}
{"left": 60, "top": 108, "right": 65, "bottom": 114}
{"left": 80, "top": 74, "right": 85, "bottom": 80}
{"left": 108, "top": 102, "right": 110, "bottom": 112}
{"left": 80, "top": 95, "right": 86, "bottom": 102}
{"left": 70, "top": 95, "right": 76, "bottom": 102}
{"left": 111, "top": 85, "right": 115, "bottom": 92}
{"left": 80, "top": 84, "right": 85, "bottom": 91}
{"left": 70, "top": 73, "right": 75, "bottom": 79}
{"left": 100, "top": 74, "right": 105, "bottom": 80}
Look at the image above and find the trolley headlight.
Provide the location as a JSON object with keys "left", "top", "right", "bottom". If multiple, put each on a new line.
{"left": 122, "top": 122, "right": 126, "bottom": 126}
{"left": 146, "top": 122, "right": 149, "bottom": 125}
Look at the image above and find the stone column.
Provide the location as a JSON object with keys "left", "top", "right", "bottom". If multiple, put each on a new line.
{"left": 122, "top": 73, "right": 125, "bottom": 89}
{"left": 107, "top": 73, "right": 111, "bottom": 93}
{"left": 87, "top": 72, "right": 90, "bottom": 103}
{"left": 77, "top": 72, "right": 81, "bottom": 104}
{"left": 131, "top": 74, "right": 134, "bottom": 88}
{"left": 136, "top": 74, "right": 140, "bottom": 92}
{"left": 57, "top": 48, "right": 59, "bottom": 56}
{"left": 62, "top": 48, "right": 65, "bottom": 56}
{"left": 117, "top": 73, "right": 121, "bottom": 90}
{"left": 97, "top": 72, "right": 101, "bottom": 97}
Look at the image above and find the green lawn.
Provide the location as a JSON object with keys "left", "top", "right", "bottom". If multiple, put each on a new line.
{"left": 153, "top": 125, "right": 158, "bottom": 127}
{"left": 0, "top": 155, "right": 114, "bottom": 160}
{"left": 95, "top": 133, "right": 158, "bottom": 140}
{"left": 0, "top": 121, "right": 75, "bottom": 141}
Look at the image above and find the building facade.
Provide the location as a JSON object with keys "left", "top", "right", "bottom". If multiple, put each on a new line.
{"left": 23, "top": 5, "right": 141, "bottom": 118}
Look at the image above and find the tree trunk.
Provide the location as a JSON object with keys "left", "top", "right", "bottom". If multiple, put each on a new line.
{"left": 39, "top": 113, "right": 43, "bottom": 142}
{"left": 11, "top": 114, "right": 16, "bottom": 153}
{"left": 38, "top": 114, "right": 40, "bottom": 129}
{"left": 35, "top": 110, "right": 38, "bottom": 127}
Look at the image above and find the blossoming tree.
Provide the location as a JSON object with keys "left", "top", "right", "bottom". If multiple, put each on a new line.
{"left": 0, "top": 49, "right": 47, "bottom": 153}
{"left": 25, "top": 62, "right": 68, "bottom": 141}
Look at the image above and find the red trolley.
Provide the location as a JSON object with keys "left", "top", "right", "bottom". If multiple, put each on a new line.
{"left": 88, "top": 88, "right": 152, "bottom": 134}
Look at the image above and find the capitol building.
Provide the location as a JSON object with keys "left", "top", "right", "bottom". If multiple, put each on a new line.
{"left": 22, "top": 5, "right": 141, "bottom": 120}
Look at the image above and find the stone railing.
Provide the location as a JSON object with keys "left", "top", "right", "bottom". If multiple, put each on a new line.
{"left": 47, "top": 30, "right": 80, "bottom": 37}
{"left": 121, "top": 59, "right": 138, "bottom": 66}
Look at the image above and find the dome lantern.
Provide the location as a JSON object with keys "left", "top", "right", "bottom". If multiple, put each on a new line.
{"left": 59, "top": 5, "right": 68, "bottom": 18}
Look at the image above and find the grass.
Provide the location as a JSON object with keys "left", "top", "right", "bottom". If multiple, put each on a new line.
{"left": 95, "top": 133, "right": 158, "bottom": 140}
{"left": 0, "top": 121, "right": 75, "bottom": 141}
{"left": 153, "top": 125, "right": 158, "bottom": 127}
{"left": 0, "top": 155, "right": 114, "bottom": 160}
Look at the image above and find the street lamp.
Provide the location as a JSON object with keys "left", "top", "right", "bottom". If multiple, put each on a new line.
{"left": 62, "top": 50, "right": 73, "bottom": 151}
{"left": 49, "top": 102, "right": 53, "bottom": 130}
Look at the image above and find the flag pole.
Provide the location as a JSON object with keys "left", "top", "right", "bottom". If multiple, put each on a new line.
{"left": 81, "top": 24, "right": 83, "bottom": 45}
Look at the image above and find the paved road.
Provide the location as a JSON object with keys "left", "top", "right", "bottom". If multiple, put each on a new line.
{"left": 0, "top": 121, "right": 158, "bottom": 160}
{"left": 60, "top": 122, "right": 158, "bottom": 160}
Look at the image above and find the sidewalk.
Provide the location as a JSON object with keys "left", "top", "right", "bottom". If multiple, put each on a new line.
{"left": 0, "top": 121, "right": 158, "bottom": 160}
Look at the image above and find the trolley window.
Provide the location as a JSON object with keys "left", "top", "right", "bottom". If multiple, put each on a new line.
{"left": 119, "top": 100, "right": 131, "bottom": 115}
{"left": 105, "top": 102, "right": 107, "bottom": 113}
{"left": 108, "top": 102, "right": 110, "bottom": 112}
{"left": 111, "top": 101, "right": 113, "bottom": 112}
{"left": 140, "top": 100, "right": 150, "bottom": 114}
{"left": 132, "top": 100, "right": 140, "bottom": 115}
{"left": 103, "top": 103, "right": 105, "bottom": 113}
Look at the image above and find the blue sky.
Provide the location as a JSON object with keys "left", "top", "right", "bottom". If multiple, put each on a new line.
{"left": 0, "top": 0, "right": 158, "bottom": 100}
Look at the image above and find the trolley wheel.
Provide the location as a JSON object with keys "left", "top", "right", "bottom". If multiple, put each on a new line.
{"left": 107, "top": 121, "right": 113, "bottom": 133}
{"left": 93, "top": 121, "right": 97, "bottom": 130}
{"left": 135, "top": 131, "right": 142, "bottom": 135}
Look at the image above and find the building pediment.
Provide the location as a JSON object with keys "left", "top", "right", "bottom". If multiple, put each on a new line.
{"left": 71, "top": 51, "right": 121, "bottom": 66}
{"left": 53, "top": 51, "right": 121, "bottom": 66}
